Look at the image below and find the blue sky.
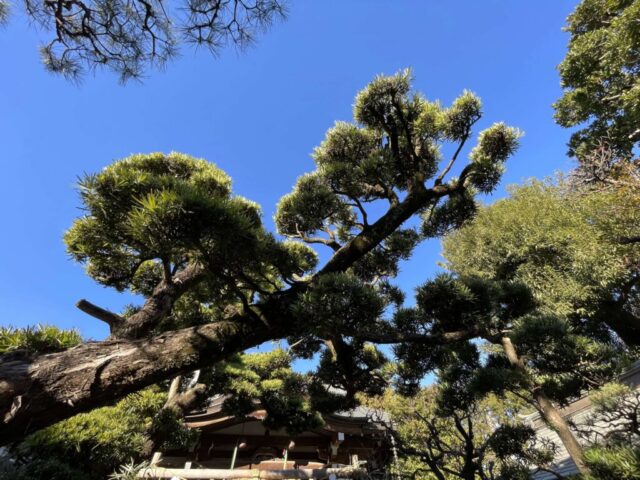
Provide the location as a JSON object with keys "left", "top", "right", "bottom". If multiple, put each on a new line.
{"left": 0, "top": 1, "right": 578, "bottom": 345}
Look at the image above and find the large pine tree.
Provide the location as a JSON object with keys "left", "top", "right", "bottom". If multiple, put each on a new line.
{"left": 0, "top": 70, "right": 521, "bottom": 443}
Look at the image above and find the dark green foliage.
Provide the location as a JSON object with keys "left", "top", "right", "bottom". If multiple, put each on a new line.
{"left": 6, "top": 388, "right": 169, "bottom": 480}
{"left": 421, "top": 190, "right": 477, "bottom": 238}
{"left": 206, "top": 349, "right": 324, "bottom": 435}
{"left": 435, "top": 342, "right": 483, "bottom": 413}
{"left": 511, "top": 315, "right": 621, "bottom": 403}
{"left": 275, "top": 70, "right": 520, "bottom": 278}
{"left": 352, "top": 229, "right": 421, "bottom": 282}
{"left": 65, "top": 152, "right": 317, "bottom": 332}
{"left": 441, "top": 90, "right": 482, "bottom": 141}
{"left": 394, "top": 274, "right": 621, "bottom": 410}
{"left": 316, "top": 341, "right": 389, "bottom": 400}
{"left": 488, "top": 424, "right": 537, "bottom": 460}
{"left": 275, "top": 173, "right": 353, "bottom": 237}
{"left": 415, "top": 274, "right": 534, "bottom": 330}
{"left": 554, "top": 0, "right": 640, "bottom": 159}
{"left": 293, "top": 273, "right": 386, "bottom": 334}
{"left": 468, "top": 123, "right": 521, "bottom": 193}
{"left": 206, "top": 346, "right": 389, "bottom": 433}
{"left": 147, "top": 405, "right": 199, "bottom": 452}
{"left": 67, "top": 152, "right": 262, "bottom": 289}
{"left": 290, "top": 273, "right": 392, "bottom": 402}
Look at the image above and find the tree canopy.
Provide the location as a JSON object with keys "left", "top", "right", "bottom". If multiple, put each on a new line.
{"left": 442, "top": 179, "right": 640, "bottom": 347}
{"left": 554, "top": 0, "right": 640, "bottom": 159}
{"left": 366, "top": 387, "right": 554, "bottom": 480}
{"left": 2, "top": 0, "right": 640, "bottom": 478}
{"left": 1, "top": 56, "right": 635, "bottom": 479}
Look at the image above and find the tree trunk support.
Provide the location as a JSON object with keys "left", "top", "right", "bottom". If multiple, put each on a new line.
{"left": 500, "top": 336, "right": 589, "bottom": 475}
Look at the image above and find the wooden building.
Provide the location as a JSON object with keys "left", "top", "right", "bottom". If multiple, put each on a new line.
{"left": 148, "top": 396, "right": 391, "bottom": 478}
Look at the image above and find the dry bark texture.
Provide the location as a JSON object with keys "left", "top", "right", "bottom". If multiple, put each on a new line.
{"left": 0, "top": 320, "right": 276, "bottom": 443}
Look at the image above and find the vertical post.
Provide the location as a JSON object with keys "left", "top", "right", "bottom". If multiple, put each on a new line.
{"left": 230, "top": 439, "right": 239, "bottom": 470}
{"left": 389, "top": 433, "right": 400, "bottom": 480}
{"left": 150, "top": 451, "right": 163, "bottom": 466}
{"left": 282, "top": 448, "right": 288, "bottom": 468}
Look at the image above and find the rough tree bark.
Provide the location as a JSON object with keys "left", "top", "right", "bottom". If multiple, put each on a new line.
{"left": 0, "top": 319, "right": 276, "bottom": 444}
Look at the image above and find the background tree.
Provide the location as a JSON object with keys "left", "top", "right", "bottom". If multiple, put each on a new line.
{"left": 554, "top": 0, "right": 640, "bottom": 261}
{"left": 575, "top": 383, "right": 640, "bottom": 479}
{"left": 569, "top": 141, "right": 640, "bottom": 195}
{"left": 554, "top": 0, "right": 640, "bottom": 160}
{"left": 387, "top": 274, "right": 623, "bottom": 476}
{"left": 1, "top": 0, "right": 286, "bottom": 82}
{"left": 0, "top": 70, "right": 522, "bottom": 445}
{"left": 365, "top": 381, "right": 556, "bottom": 480}
{"left": 442, "top": 180, "right": 640, "bottom": 347}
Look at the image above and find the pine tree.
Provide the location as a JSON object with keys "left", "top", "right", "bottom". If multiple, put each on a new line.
{"left": 0, "top": 70, "right": 521, "bottom": 444}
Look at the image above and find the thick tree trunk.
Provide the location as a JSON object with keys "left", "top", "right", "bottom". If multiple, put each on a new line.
{"left": 499, "top": 337, "right": 589, "bottom": 475}
{"left": 0, "top": 320, "right": 275, "bottom": 444}
{"left": 531, "top": 388, "right": 588, "bottom": 474}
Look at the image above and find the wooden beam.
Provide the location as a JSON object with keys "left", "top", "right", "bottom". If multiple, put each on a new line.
{"left": 199, "top": 452, "right": 329, "bottom": 462}
{"left": 199, "top": 434, "right": 380, "bottom": 449}
{"left": 138, "top": 467, "right": 365, "bottom": 479}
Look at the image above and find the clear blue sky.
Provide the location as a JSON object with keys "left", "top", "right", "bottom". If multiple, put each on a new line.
{"left": 0, "top": 1, "right": 578, "bottom": 344}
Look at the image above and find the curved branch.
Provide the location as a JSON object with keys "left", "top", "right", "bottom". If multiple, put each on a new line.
{"left": 117, "top": 262, "right": 206, "bottom": 339}
{"left": 294, "top": 224, "right": 342, "bottom": 251}
{"left": 317, "top": 181, "right": 462, "bottom": 276}
{"left": 435, "top": 127, "right": 474, "bottom": 185}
